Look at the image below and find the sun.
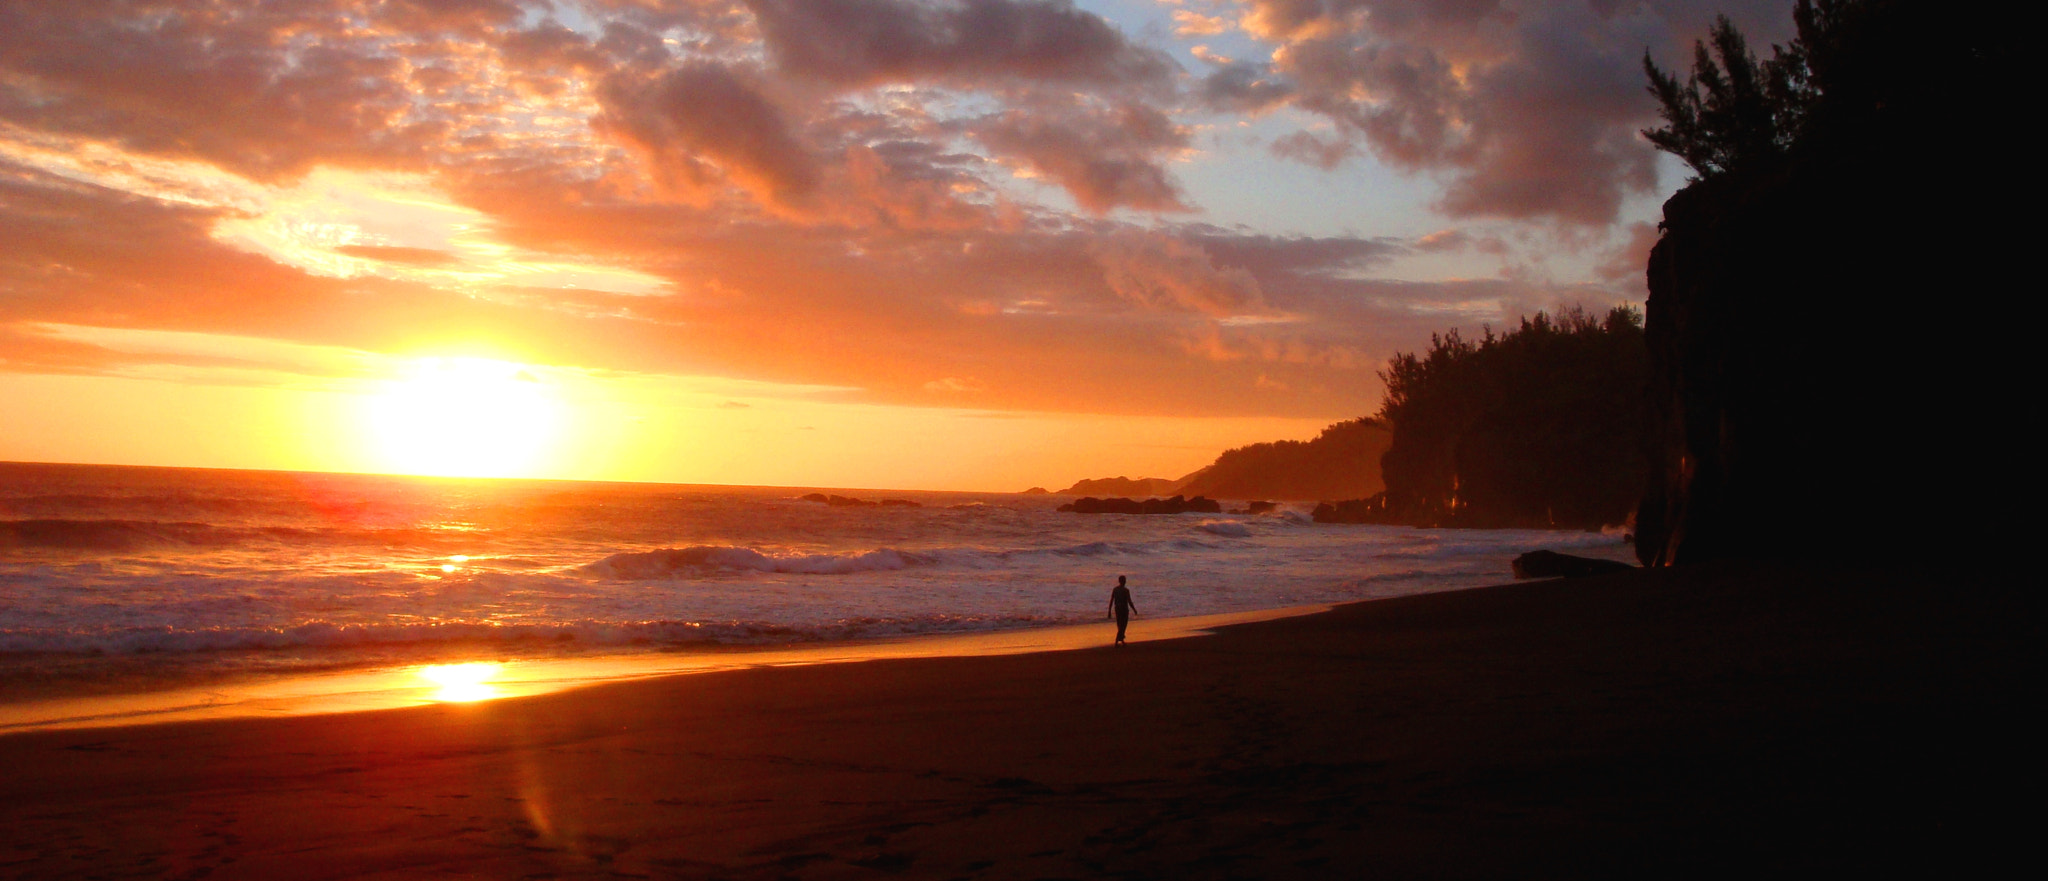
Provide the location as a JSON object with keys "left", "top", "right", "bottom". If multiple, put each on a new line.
{"left": 364, "top": 357, "right": 565, "bottom": 478}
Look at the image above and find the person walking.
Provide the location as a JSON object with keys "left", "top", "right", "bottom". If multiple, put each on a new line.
{"left": 1107, "top": 575, "right": 1137, "bottom": 645}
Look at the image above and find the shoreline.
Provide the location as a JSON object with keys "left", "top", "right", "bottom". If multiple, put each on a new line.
{"left": 3, "top": 562, "right": 2028, "bottom": 877}
{"left": 0, "top": 603, "right": 1334, "bottom": 735}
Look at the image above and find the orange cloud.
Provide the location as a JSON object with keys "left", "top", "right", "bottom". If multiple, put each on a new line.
{"left": 0, "top": 0, "right": 1666, "bottom": 431}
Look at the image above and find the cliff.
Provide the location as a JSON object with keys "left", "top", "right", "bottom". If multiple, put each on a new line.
{"left": 1636, "top": 1, "right": 2021, "bottom": 564}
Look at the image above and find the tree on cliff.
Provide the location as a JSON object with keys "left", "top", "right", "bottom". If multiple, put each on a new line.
{"left": 1642, "top": 10, "right": 1816, "bottom": 178}
{"left": 1374, "top": 306, "right": 1647, "bottom": 529}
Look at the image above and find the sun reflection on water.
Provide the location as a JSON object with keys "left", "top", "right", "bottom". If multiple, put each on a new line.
{"left": 417, "top": 662, "right": 503, "bottom": 702}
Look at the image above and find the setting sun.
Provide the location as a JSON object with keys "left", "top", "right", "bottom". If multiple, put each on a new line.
{"left": 365, "top": 358, "right": 564, "bottom": 478}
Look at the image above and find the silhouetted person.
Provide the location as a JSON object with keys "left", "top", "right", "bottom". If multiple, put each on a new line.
{"left": 1107, "top": 575, "right": 1137, "bottom": 645}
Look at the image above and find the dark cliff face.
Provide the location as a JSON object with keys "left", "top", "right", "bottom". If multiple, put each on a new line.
{"left": 1635, "top": 8, "right": 2023, "bottom": 565}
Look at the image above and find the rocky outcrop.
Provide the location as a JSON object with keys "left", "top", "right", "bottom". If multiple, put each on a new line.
{"left": 1510, "top": 550, "right": 1635, "bottom": 579}
{"left": 800, "top": 494, "right": 920, "bottom": 508}
{"left": 1310, "top": 496, "right": 1392, "bottom": 524}
{"left": 1057, "top": 476, "right": 1185, "bottom": 497}
{"left": 1057, "top": 495, "right": 1222, "bottom": 515}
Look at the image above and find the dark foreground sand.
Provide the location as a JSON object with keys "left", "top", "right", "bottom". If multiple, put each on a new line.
{"left": 0, "top": 562, "right": 2032, "bottom": 879}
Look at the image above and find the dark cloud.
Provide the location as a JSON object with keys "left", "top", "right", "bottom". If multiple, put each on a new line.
{"left": 1241, "top": 0, "right": 1796, "bottom": 224}
{"left": 971, "top": 103, "right": 1190, "bottom": 213}
{"left": 746, "top": 0, "right": 1176, "bottom": 91}
{"left": 1269, "top": 130, "right": 1359, "bottom": 170}
{"left": 0, "top": 1, "right": 450, "bottom": 180}
{"left": 1196, "top": 61, "right": 1295, "bottom": 115}
{"left": 595, "top": 61, "right": 823, "bottom": 209}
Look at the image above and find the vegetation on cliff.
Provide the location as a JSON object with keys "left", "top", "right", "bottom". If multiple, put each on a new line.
{"left": 1175, "top": 418, "right": 1391, "bottom": 502}
{"left": 1055, "top": 476, "right": 1185, "bottom": 497}
{"left": 1356, "top": 306, "right": 1647, "bottom": 529}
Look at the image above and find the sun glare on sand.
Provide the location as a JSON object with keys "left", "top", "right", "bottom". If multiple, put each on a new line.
{"left": 417, "top": 662, "right": 503, "bottom": 703}
{"left": 366, "top": 357, "right": 564, "bottom": 478}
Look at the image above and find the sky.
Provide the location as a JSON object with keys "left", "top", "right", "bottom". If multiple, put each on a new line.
{"left": 0, "top": 0, "right": 1797, "bottom": 491}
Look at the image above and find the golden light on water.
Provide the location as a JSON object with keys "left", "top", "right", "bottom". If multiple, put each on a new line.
{"left": 417, "top": 662, "right": 503, "bottom": 703}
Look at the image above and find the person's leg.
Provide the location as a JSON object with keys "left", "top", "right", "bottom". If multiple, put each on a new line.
{"left": 1115, "top": 610, "right": 1128, "bottom": 643}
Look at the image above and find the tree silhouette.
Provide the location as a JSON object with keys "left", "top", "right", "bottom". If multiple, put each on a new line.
{"left": 1642, "top": 4, "right": 1826, "bottom": 177}
{"left": 1177, "top": 418, "right": 1392, "bottom": 502}
{"left": 1374, "top": 306, "right": 1647, "bottom": 529}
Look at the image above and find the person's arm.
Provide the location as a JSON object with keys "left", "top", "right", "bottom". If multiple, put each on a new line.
{"left": 1108, "top": 595, "right": 1115, "bottom": 618}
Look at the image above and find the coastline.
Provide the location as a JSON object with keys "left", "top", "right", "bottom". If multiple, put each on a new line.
{"left": 1, "top": 561, "right": 2028, "bottom": 877}
{"left": 0, "top": 604, "right": 1330, "bottom": 735}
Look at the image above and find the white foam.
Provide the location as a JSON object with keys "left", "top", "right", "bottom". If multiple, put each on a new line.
{"left": 580, "top": 546, "right": 930, "bottom": 579}
{"left": 1197, "top": 520, "right": 1252, "bottom": 538}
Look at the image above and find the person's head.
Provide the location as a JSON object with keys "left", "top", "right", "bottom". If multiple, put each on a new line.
{"left": 1117, "top": 575, "right": 1126, "bottom": 586}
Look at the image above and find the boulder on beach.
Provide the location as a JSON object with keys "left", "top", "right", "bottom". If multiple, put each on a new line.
{"left": 1510, "top": 550, "right": 1636, "bottom": 580}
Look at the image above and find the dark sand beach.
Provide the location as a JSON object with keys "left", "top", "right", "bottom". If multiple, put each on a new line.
{"left": 1, "top": 562, "right": 2030, "bottom": 879}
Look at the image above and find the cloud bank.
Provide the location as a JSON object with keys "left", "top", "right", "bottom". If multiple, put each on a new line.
{"left": 0, "top": 0, "right": 1775, "bottom": 420}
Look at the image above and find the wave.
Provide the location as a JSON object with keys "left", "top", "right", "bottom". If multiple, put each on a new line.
{"left": 1197, "top": 519, "right": 1252, "bottom": 538}
{"left": 1, "top": 518, "right": 477, "bottom": 554}
{"left": 0, "top": 612, "right": 1078, "bottom": 656}
{"left": 579, "top": 546, "right": 935, "bottom": 579}
{"left": 579, "top": 537, "right": 1208, "bottom": 579}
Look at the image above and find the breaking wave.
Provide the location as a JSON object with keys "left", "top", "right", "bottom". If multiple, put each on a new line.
{"left": 579, "top": 546, "right": 935, "bottom": 579}
{"left": 1, "top": 518, "right": 474, "bottom": 553}
{"left": 0, "top": 612, "right": 1080, "bottom": 656}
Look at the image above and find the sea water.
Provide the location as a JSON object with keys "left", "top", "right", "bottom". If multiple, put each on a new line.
{"left": 1, "top": 462, "right": 1633, "bottom": 711}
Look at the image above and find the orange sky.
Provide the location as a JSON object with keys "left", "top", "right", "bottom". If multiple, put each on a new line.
{"left": 0, "top": 1, "right": 1791, "bottom": 490}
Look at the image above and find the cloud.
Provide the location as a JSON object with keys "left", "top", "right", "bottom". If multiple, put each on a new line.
{"left": 923, "top": 376, "right": 987, "bottom": 393}
{"left": 1235, "top": 0, "right": 1797, "bottom": 224}
{"left": 596, "top": 61, "right": 822, "bottom": 209}
{"left": 1173, "top": 11, "right": 1232, "bottom": 37}
{"left": 1197, "top": 61, "right": 1295, "bottom": 115}
{"left": 972, "top": 103, "right": 1191, "bottom": 213}
{"left": 0, "top": 0, "right": 1675, "bottom": 428}
{"left": 0, "top": 2, "right": 446, "bottom": 181}
{"left": 1596, "top": 221, "right": 1659, "bottom": 295}
{"left": 1091, "top": 233, "right": 1267, "bottom": 318}
{"left": 746, "top": 0, "right": 1176, "bottom": 91}
{"left": 335, "top": 245, "right": 460, "bottom": 266}
{"left": 1269, "top": 130, "right": 1357, "bottom": 170}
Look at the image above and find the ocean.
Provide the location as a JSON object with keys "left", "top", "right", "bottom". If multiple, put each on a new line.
{"left": 1, "top": 461, "right": 1632, "bottom": 725}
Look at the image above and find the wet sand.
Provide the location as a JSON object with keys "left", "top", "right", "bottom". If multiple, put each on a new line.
{"left": 0, "top": 605, "right": 1330, "bottom": 735}
{"left": 0, "top": 561, "right": 2030, "bottom": 879}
